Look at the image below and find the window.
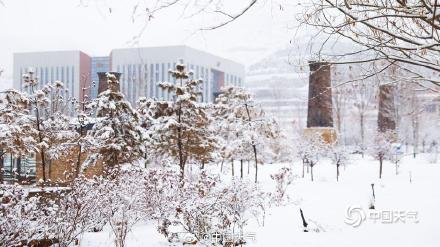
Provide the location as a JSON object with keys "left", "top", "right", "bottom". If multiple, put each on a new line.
{"left": 66, "top": 67, "right": 69, "bottom": 97}
{"left": 19, "top": 68, "right": 23, "bottom": 91}
{"left": 150, "top": 64, "right": 154, "bottom": 97}
{"left": 155, "top": 64, "right": 159, "bottom": 98}
{"left": 144, "top": 64, "right": 148, "bottom": 97}
{"left": 71, "top": 66, "right": 74, "bottom": 95}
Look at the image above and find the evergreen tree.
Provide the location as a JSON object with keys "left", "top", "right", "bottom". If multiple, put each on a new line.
{"left": 215, "top": 86, "right": 280, "bottom": 182}
{"left": 85, "top": 73, "right": 145, "bottom": 172}
{"left": 147, "top": 63, "right": 217, "bottom": 181}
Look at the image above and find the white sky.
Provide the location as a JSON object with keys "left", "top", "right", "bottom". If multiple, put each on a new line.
{"left": 0, "top": 0, "right": 302, "bottom": 89}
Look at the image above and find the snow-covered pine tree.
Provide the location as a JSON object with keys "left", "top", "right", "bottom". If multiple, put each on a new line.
{"left": 148, "top": 62, "right": 217, "bottom": 181}
{"left": 215, "top": 86, "right": 280, "bottom": 183}
{"left": 72, "top": 80, "right": 95, "bottom": 178}
{"left": 85, "top": 73, "right": 145, "bottom": 173}
{"left": 214, "top": 87, "right": 251, "bottom": 178}
{"left": 136, "top": 97, "right": 156, "bottom": 165}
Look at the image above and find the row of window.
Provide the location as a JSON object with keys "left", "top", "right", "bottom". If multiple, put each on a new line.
{"left": 20, "top": 66, "right": 75, "bottom": 100}
{"left": 1, "top": 153, "right": 36, "bottom": 183}
{"left": 115, "top": 63, "right": 243, "bottom": 103}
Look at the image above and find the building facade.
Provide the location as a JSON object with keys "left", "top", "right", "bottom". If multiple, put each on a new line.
{"left": 13, "top": 46, "right": 244, "bottom": 105}
{"left": 110, "top": 46, "right": 245, "bottom": 104}
{"left": 13, "top": 50, "right": 92, "bottom": 115}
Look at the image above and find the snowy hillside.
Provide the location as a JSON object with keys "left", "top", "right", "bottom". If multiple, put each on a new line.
{"left": 245, "top": 48, "right": 309, "bottom": 131}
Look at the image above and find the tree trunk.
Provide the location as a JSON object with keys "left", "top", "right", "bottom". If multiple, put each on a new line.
{"left": 0, "top": 152, "right": 3, "bottom": 184}
{"left": 231, "top": 159, "right": 234, "bottom": 177}
{"left": 336, "top": 164, "right": 339, "bottom": 182}
{"left": 40, "top": 152, "right": 47, "bottom": 183}
{"left": 247, "top": 160, "right": 250, "bottom": 175}
{"left": 310, "top": 164, "right": 314, "bottom": 182}
{"left": 253, "top": 145, "right": 258, "bottom": 183}
{"left": 240, "top": 160, "right": 243, "bottom": 179}
{"left": 220, "top": 160, "right": 224, "bottom": 173}
{"left": 35, "top": 102, "right": 47, "bottom": 183}
{"left": 76, "top": 144, "right": 82, "bottom": 177}
{"left": 75, "top": 124, "right": 85, "bottom": 178}
{"left": 243, "top": 103, "right": 259, "bottom": 183}
{"left": 379, "top": 156, "right": 383, "bottom": 179}
{"left": 177, "top": 98, "right": 185, "bottom": 182}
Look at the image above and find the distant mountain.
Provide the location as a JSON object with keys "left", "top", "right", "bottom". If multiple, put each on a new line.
{"left": 245, "top": 48, "right": 309, "bottom": 131}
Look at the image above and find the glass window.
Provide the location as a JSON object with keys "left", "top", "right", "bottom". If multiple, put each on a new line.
{"left": 155, "top": 64, "right": 159, "bottom": 98}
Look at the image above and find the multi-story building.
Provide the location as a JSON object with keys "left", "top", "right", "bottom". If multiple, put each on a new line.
{"left": 110, "top": 45, "right": 245, "bottom": 104}
{"left": 13, "top": 46, "right": 245, "bottom": 105}
{"left": 13, "top": 50, "right": 92, "bottom": 112}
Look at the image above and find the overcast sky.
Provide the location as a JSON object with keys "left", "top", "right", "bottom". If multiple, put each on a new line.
{"left": 0, "top": 0, "right": 302, "bottom": 88}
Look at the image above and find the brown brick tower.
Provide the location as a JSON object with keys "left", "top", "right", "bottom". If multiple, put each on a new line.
{"left": 307, "top": 61, "right": 333, "bottom": 128}
{"left": 378, "top": 84, "right": 397, "bottom": 132}
{"left": 305, "top": 61, "right": 336, "bottom": 143}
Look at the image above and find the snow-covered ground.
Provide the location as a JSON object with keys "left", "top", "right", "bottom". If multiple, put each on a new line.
{"left": 80, "top": 154, "right": 440, "bottom": 247}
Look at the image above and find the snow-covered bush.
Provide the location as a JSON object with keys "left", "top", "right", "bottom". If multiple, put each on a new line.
{"left": 140, "top": 167, "right": 180, "bottom": 222}
{"left": 0, "top": 177, "right": 119, "bottom": 246}
{"left": 46, "top": 177, "right": 108, "bottom": 247}
{"left": 0, "top": 185, "right": 45, "bottom": 246}
{"left": 100, "top": 168, "right": 145, "bottom": 247}
{"left": 150, "top": 169, "right": 264, "bottom": 246}
{"left": 269, "top": 167, "right": 295, "bottom": 206}
{"left": 1, "top": 171, "right": 146, "bottom": 247}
